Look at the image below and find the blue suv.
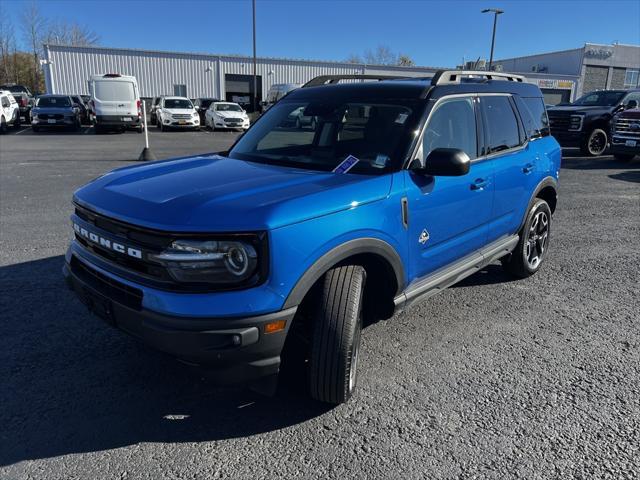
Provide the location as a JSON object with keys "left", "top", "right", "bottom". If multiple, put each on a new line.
{"left": 64, "top": 71, "right": 561, "bottom": 404}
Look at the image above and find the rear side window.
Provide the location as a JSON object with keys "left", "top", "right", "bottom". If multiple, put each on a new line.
{"left": 94, "top": 81, "right": 135, "bottom": 101}
{"left": 481, "top": 96, "right": 521, "bottom": 153}
{"left": 515, "top": 96, "right": 550, "bottom": 139}
{"left": 1, "top": 96, "right": 9, "bottom": 108}
{"left": 423, "top": 97, "right": 478, "bottom": 160}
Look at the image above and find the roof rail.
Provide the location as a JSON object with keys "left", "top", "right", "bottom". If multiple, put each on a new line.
{"left": 430, "top": 70, "right": 526, "bottom": 86}
{"left": 302, "top": 74, "right": 409, "bottom": 88}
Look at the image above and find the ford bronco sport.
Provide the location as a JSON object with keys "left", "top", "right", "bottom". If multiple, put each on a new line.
{"left": 64, "top": 71, "right": 561, "bottom": 404}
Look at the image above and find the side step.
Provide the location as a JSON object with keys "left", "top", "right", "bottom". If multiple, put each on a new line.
{"left": 394, "top": 235, "right": 519, "bottom": 312}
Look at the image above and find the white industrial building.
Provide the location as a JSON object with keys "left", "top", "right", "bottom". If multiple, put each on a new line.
{"left": 43, "top": 44, "right": 583, "bottom": 110}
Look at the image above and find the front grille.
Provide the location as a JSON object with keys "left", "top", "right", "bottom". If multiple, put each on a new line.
{"left": 224, "top": 118, "right": 243, "bottom": 124}
{"left": 70, "top": 256, "right": 143, "bottom": 310}
{"left": 39, "top": 114, "right": 64, "bottom": 120}
{"left": 171, "top": 114, "right": 193, "bottom": 120}
{"left": 614, "top": 117, "right": 640, "bottom": 138}
{"left": 548, "top": 112, "right": 571, "bottom": 130}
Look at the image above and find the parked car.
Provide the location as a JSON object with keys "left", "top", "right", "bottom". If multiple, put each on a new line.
{"left": 193, "top": 97, "right": 219, "bottom": 123}
{"left": 63, "top": 70, "right": 560, "bottom": 404}
{"left": 149, "top": 96, "right": 162, "bottom": 125}
{"left": 156, "top": 96, "right": 200, "bottom": 131}
{"left": 31, "top": 94, "right": 81, "bottom": 132}
{"left": 69, "top": 95, "right": 90, "bottom": 125}
{"left": 547, "top": 89, "right": 640, "bottom": 156}
{"left": 610, "top": 102, "right": 640, "bottom": 160}
{"left": 0, "top": 83, "right": 34, "bottom": 124}
{"left": 0, "top": 90, "right": 20, "bottom": 132}
{"left": 262, "top": 83, "right": 301, "bottom": 112}
{"left": 286, "top": 105, "right": 317, "bottom": 129}
{"left": 88, "top": 73, "right": 142, "bottom": 133}
{"left": 204, "top": 101, "right": 250, "bottom": 130}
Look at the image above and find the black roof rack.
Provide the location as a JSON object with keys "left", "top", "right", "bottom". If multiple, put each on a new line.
{"left": 302, "top": 74, "right": 411, "bottom": 88}
{"left": 430, "top": 70, "right": 526, "bottom": 85}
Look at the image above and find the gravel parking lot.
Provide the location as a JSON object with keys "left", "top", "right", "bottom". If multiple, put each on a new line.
{"left": 1, "top": 126, "right": 639, "bottom": 479}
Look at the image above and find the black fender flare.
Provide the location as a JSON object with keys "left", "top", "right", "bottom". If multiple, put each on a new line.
{"left": 518, "top": 176, "right": 558, "bottom": 232}
{"left": 282, "top": 237, "right": 405, "bottom": 309}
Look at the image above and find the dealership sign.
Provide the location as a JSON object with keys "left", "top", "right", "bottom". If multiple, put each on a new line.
{"left": 535, "top": 79, "right": 574, "bottom": 90}
{"left": 585, "top": 48, "right": 613, "bottom": 59}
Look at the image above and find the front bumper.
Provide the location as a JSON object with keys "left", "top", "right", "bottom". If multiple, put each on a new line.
{"left": 32, "top": 118, "right": 76, "bottom": 127}
{"left": 63, "top": 253, "right": 297, "bottom": 384}
{"left": 610, "top": 136, "right": 639, "bottom": 156}
{"left": 550, "top": 129, "right": 585, "bottom": 147}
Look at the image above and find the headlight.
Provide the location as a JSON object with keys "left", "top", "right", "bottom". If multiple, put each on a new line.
{"left": 569, "top": 114, "right": 584, "bottom": 131}
{"left": 193, "top": 111, "right": 199, "bottom": 118}
{"left": 150, "top": 238, "right": 262, "bottom": 286}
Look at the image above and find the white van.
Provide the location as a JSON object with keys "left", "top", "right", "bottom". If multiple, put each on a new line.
{"left": 89, "top": 73, "right": 142, "bottom": 133}
{"left": 262, "top": 83, "right": 301, "bottom": 112}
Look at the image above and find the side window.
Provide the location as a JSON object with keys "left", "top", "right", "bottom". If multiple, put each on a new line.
{"left": 514, "top": 96, "right": 550, "bottom": 139}
{"left": 623, "top": 92, "right": 640, "bottom": 107}
{"left": 423, "top": 97, "right": 477, "bottom": 160}
{"left": 1, "top": 96, "right": 9, "bottom": 108}
{"left": 481, "top": 96, "right": 521, "bottom": 153}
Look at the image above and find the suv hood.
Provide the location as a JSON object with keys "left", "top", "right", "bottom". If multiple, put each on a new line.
{"left": 74, "top": 155, "right": 393, "bottom": 232}
{"left": 617, "top": 108, "right": 640, "bottom": 119}
{"left": 163, "top": 108, "right": 196, "bottom": 115}
{"left": 213, "top": 110, "right": 245, "bottom": 119}
{"left": 547, "top": 105, "right": 612, "bottom": 114}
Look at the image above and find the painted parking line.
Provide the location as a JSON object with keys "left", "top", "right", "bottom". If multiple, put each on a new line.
{"left": 14, "top": 126, "right": 32, "bottom": 135}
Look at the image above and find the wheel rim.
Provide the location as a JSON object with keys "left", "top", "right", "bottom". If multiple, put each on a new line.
{"left": 525, "top": 211, "right": 549, "bottom": 269}
{"left": 589, "top": 130, "right": 607, "bottom": 155}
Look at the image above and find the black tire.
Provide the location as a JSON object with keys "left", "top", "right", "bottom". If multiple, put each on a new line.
{"left": 502, "top": 199, "right": 552, "bottom": 279}
{"left": 0, "top": 116, "right": 6, "bottom": 133}
{"left": 614, "top": 153, "right": 635, "bottom": 161}
{"left": 159, "top": 119, "right": 165, "bottom": 131}
{"left": 295, "top": 117, "right": 301, "bottom": 129}
{"left": 94, "top": 125, "right": 104, "bottom": 134}
{"left": 150, "top": 114, "right": 156, "bottom": 126}
{"left": 309, "top": 265, "right": 366, "bottom": 404}
{"left": 580, "top": 128, "right": 608, "bottom": 156}
{"left": 14, "top": 113, "right": 21, "bottom": 128}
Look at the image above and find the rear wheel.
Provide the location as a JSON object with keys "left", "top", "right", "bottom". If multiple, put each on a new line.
{"left": 0, "top": 116, "right": 6, "bottom": 133}
{"left": 308, "top": 265, "right": 366, "bottom": 404}
{"left": 580, "top": 128, "right": 608, "bottom": 156}
{"left": 502, "top": 199, "right": 552, "bottom": 278}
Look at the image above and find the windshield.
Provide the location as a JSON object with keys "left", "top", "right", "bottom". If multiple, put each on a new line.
{"left": 228, "top": 99, "right": 420, "bottom": 175}
{"left": 573, "top": 91, "right": 625, "bottom": 107}
{"left": 36, "top": 96, "right": 71, "bottom": 107}
{"left": 94, "top": 81, "right": 135, "bottom": 101}
{"left": 215, "top": 103, "right": 243, "bottom": 112}
{"left": 164, "top": 99, "right": 193, "bottom": 109}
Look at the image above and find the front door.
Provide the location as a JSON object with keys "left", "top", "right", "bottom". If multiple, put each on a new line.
{"left": 404, "top": 95, "right": 494, "bottom": 281}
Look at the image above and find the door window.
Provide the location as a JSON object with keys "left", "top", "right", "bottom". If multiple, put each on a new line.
{"left": 1, "top": 96, "right": 9, "bottom": 108}
{"left": 422, "top": 97, "right": 478, "bottom": 160}
{"left": 481, "top": 96, "right": 522, "bottom": 153}
{"left": 514, "top": 96, "right": 550, "bottom": 139}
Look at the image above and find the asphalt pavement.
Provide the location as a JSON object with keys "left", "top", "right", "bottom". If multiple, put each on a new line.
{"left": 1, "top": 126, "right": 639, "bottom": 479}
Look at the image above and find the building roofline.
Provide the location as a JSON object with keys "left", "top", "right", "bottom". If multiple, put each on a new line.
{"left": 494, "top": 46, "right": 585, "bottom": 63}
{"left": 44, "top": 43, "right": 450, "bottom": 72}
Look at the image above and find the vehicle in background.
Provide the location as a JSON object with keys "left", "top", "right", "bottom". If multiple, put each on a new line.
{"left": 547, "top": 89, "right": 640, "bottom": 156}
{"left": 149, "top": 96, "right": 162, "bottom": 125}
{"left": 156, "top": 96, "right": 200, "bottom": 131}
{"left": 610, "top": 102, "right": 640, "bottom": 161}
{"left": 0, "top": 90, "right": 20, "bottom": 132}
{"left": 0, "top": 84, "right": 35, "bottom": 125}
{"left": 30, "top": 95, "right": 81, "bottom": 132}
{"left": 69, "top": 95, "right": 90, "bottom": 125}
{"left": 88, "top": 73, "right": 142, "bottom": 134}
{"left": 193, "top": 97, "right": 219, "bottom": 123}
{"left": 261, "top": 83, "right": 301, "bottom": 112}
{"left": 286, "top": 105, "right": 317, "bottom": 129}
{"left": 204, "top": 101, "right": 250, "bottom": 130}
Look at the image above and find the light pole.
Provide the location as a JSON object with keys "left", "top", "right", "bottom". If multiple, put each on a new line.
{"left": 252, "top": 0, "right": 258, "bottom": 113}
{"left": 481, "top": 8, "right": 503, "bottom": 71}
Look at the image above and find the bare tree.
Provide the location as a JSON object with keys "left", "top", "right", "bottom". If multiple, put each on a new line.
{"left": 397, "top": 55, "right": 415, "bottom": 67}
{"left": 346, "top": 46, "right": 415, "bottom": 67}
{"left": 45, "top": 20, "right": 99, "bottom": 46}
{"left": 21, "top": 1, "right": 46, "bottom": 90}
{"left": 0, "top": 13, "right": 16, "bottom": 82}
{"left": 345, "top": 53, "right": 363, "bottom": 64}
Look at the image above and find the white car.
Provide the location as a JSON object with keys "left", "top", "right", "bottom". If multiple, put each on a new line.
{"left": 0, "top": 90, "right": 20, "bottom": 133}
{"left": 156, "top": 96, "right": 200, "bottom": 131}
{"left": 205, "top": 102, "right": 250, "bottom": 131}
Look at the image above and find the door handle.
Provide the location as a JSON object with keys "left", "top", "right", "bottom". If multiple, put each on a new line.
{"left": 470, "top": 178, "right": 489, "bottom": 190}
{"left": 522, "top": 163, "right": 534, "bottom": 174}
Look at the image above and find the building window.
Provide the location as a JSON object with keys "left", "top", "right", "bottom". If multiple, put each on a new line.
{"left": 624, "top": 69, "right": 639, "bottom": 88}
{"left": 173, "top": 84, "right": 187, "bottom": 97}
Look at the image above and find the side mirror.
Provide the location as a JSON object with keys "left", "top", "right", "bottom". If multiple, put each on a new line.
{"left": 614, "top": 104, "right": 626, "bottom": 114}
{"left": 412, "top": 148, "right": 471, "bottom": 176}
{"left": 626, "top": 100, "right": 638, "bottom": 110}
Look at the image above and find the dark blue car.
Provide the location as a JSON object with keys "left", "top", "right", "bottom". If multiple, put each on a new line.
{"left": 31, "top": 94, "right": 81, "bottom": 132}
{"left": 64, "top": 71, "right": 561, "bottom": 404}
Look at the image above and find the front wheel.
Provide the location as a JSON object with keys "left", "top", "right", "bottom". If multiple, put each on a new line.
{"left": 309, "top": 265, "right": 366, "bottom": 404}
{"left": 580, "top": 128, "right": 608, "bottom": 156}
{"left": 502, "top": 199, "right": 552, "bottom": 278}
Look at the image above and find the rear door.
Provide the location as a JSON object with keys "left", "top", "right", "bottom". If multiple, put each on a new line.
{"left": 93, "top": 79, "right": 136, "bottom": 117}
{"left": 404, "top": 95, "right": 494, "bottom": 279}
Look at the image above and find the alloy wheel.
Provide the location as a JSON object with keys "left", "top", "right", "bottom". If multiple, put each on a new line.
{"left": 588, "top": 130, "right": 607, "bottom": 156}
{"left": 525, "top": 211, "right": 549, "bottom": 269}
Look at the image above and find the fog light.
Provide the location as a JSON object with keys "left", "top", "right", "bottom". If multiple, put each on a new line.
{"left": 231, "top": 334, "right": 242, "bottom": 346}
{"left": 264, "top": 320, "right": 286, "bottom": 334}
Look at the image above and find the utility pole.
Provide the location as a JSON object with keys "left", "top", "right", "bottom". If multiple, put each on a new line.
{"left": 481, "top": 8, "right": 504, "bottom": 71}
{"left": 252, "top": 0, "right": 257, "bottom": 113}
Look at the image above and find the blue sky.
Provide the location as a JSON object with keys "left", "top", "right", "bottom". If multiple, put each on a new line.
{"left": 5, "top": 0, "right": 640, "bottom": 66}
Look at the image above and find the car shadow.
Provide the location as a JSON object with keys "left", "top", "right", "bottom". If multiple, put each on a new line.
{"left": 609, "top": 170, "right": 640, "bottom": 183}
{"left": 449, "top": 263, "right": 519, "bottom": 288}
{"left": 0, "top": 256, "right": 331, "bottom": 467}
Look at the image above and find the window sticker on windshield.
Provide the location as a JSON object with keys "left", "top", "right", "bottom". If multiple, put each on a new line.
{"left": 373, "top": 154, "right": 389, "bottom": 168}
{"left": 395, "top": 113, "right": 409, "bottom": 124}
{"left": 333, "top": 155, "right": 360, "bottom": 174}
